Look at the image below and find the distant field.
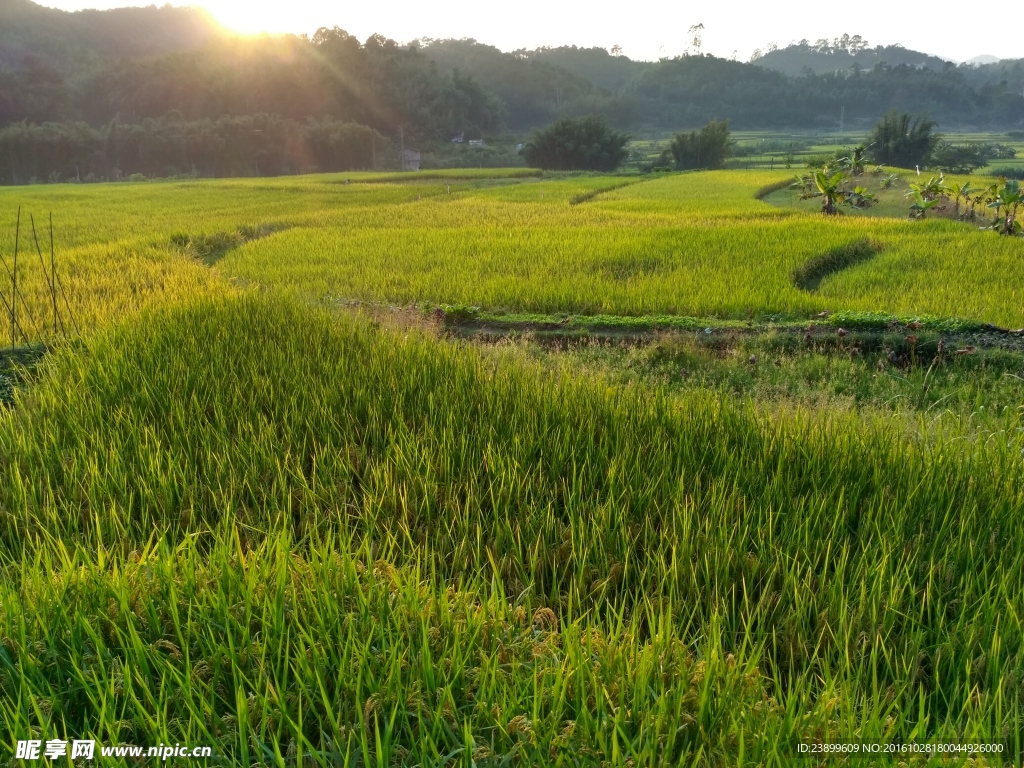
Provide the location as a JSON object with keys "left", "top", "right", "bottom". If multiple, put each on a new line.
{"left": 629, "top": 130, "right": 1024, "bottom": 177}
{"left": 3, "top": 168, "right": 1023, "bottom": 334}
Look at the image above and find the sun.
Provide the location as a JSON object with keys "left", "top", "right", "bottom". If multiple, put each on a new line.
{"left": 203, "top": 0, "right": 288, "bottom": 35}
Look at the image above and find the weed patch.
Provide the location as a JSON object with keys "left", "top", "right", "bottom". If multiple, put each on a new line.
{"left": 593, "top": 254, "right": 668, "bottom": 281}
{"left": 792, "top": 238, "right": 881, "bottom": 291}
{"left": 568, "top": 179, "right": 644, "bottom": 205}
{"left": 170, "top": 222, "right": 287, "bottom": 265}
{"left": 0, "top": 343, "right": 48, "bottom": 406}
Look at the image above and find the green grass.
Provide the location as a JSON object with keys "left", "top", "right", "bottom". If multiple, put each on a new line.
{"left": 516, "top": 326, "right": 1024, "bottom": 425}
{"left": 1, "top": 295, "right": 1022, "bottom": 764}
{"left": 0, "top": 344, "right": 47, "bottom": 407}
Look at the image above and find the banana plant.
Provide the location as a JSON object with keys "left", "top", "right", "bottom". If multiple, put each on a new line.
{"left": 986, "top": 179, "right": 1023, "bottom": 236}
{"left": 906, "top": 173, "right": 947, "bottom": 219}
{"left": 984, "top": 181, "right": 1004, "bottom": 225}
{"left": 879, "top": 173, "right": 900, "bottom": 189}
{"left": 908, "top": 189, "right": 940, "bottom": 220}
{"left": 846, "top": 144, "right": 869, "bottom": 176}
{"left": 971, "top": 184, "right": 997, "bottom": 221}
{"left": 806, "top": 169, "right": 849, "bottom": 215}
{"left": 790, "top": 173, "right": 815, "bottom": 194}
{"left": 907, "top": 173, "right": 946, "bottom": 202}
{"left": 847, "top": 185, "right": 876, "bottom": 208}
{"left": 947, "top": 181, "right": 981, "bottom": 220}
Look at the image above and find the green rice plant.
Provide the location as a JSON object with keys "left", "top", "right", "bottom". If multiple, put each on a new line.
{"left": 0, "top": 531, "right": 855, "bottom": 766}
{"left": 0, "top": 295, "right": 1021, "bottom": 762}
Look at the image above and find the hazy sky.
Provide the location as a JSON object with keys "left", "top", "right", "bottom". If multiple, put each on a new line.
{"left": 40, "top": 0, "right": 1020, "bottom": 63}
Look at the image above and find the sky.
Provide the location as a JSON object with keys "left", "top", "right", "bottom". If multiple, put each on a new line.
{"left": 39, "top": 0, "right": 1020, "bottom": 63}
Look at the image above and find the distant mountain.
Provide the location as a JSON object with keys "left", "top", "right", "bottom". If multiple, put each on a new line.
{"left": 963, "top": 55, "right": 1001, "bottom": 66}
{"left": 754, "top": 41, "right": 951, "bottom": 76}
{"left": 0, "top": 0, "right": 225, "bottom": 73}
{"left": 519, "top": 46, "right": 653, "bottom": 93}
{"left": 419, "top": 39, "right": 617, "bottom": 130}
{"left": 957, "top": 58, "right": 1024, "bottom": 93}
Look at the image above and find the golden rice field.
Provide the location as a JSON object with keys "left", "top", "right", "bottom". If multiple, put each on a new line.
{"left": 1, "top": 169, "right": 1023, "bottom": 765}
{"left": 0, "top": 168, "right": 1022, "bottom": 335}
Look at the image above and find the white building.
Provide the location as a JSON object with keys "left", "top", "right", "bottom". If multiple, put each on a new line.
{"left": 401, "top": 149, "right": 421, "bottom": 171}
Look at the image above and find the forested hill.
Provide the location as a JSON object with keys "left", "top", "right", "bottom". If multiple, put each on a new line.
{"left": 751, "top": 38, "right": 1023, "bottom": 88}
{"left": 753, "top": 40, "right": 952, "bottom": 76}
{"left": 0, "top": 0, "right": 224, "bottom": 72}
{"left": 419, "top": 39, "right": 1024, "bottom": 132}
{"left": 747, "top": 38, "right": 1023, "bottom": 99}
{"left": 2, "top": 0, "right": 1023, "bottom": 133}
{"left": 1, "top": 2, "right": 1024, "bottom": 183}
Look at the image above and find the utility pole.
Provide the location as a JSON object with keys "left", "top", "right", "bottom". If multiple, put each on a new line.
{"left": 400, "top": 126, "right": 405, "bottom": 171}
{"left": 840, "top": 106, "right": 845, "bottom": 134}
{"left": 372, "top": 132, "right": 376, "bottom": 170}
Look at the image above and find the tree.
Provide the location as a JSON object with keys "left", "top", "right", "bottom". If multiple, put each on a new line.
{"left": 522, "top": 115, "right": 630, "bottom": 171}
{"left": 666, "top": 119, "right": 732, "bottom": 170}
{"left": 688, "top": 24, "right": 704, "bottom": 56}
{"left": 930, "top": 142, "right": 988, "bottom": 174}
{"left": 867, "top": 110, "right": 938, "bottom": 169}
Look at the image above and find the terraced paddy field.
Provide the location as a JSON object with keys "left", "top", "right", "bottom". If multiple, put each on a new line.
{"left": 1, "top": 169, "right": 1023, "bottom": 765}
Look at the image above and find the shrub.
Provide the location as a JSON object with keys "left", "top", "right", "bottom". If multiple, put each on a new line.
{"left": 989, "top": 166, "right": 1024, "bottom": 180}
{"left": 666, "top": 119, "right": 733, "bottom": 171}
{"left": 522, "top": 115, "right": 630, "bottom": 172}
{"left": 929, "top": 143, "right": 987, "bottom": 174}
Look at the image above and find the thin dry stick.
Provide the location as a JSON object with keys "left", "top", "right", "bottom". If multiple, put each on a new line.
{"left": 30, "top": 214, "right": 64, "bottom": 339}
{"left": 49, "top": 214, "right": 65, "bottom": 339}
{"left": 0, "top": 283, "right": 27, "bottom": 346}
{"left": 0, "top": 211, "right": 15, "bottom": 348}
{"left": 11, "top": 207, "right": 18, "bottom": 347}
{"left": 1, "top": 207, "right": 39, "bottom": 344}
{"left": 49, "top": 217, "right": 80, "bottom": 337}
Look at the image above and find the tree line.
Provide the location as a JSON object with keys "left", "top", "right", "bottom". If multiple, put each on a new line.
{"left": 0, "top": 115, "right": 387, "bottom": 184}
{"left": 1, "top": 30, "right": 503, "bottom": 141}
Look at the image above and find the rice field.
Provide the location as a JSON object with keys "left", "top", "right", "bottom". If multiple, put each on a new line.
{"left": 1, "top": 167, "right": 1023, "bottom": 764}
{"left": 5, "top": 168, "right": 1022, "bottom": 332}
